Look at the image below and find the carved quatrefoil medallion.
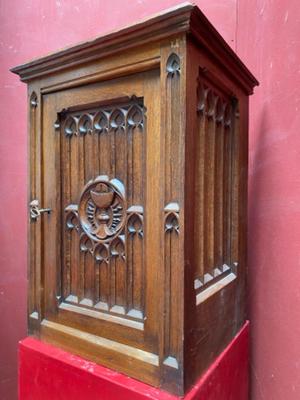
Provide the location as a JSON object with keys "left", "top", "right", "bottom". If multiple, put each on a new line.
{"left": 78, "top": 176, "right": 126, "bottom": 243}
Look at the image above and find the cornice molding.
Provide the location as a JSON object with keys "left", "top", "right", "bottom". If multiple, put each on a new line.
{"left": 11, "top": 2, "right": 258, "bottom": 93}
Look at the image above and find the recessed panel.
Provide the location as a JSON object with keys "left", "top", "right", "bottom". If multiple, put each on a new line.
{"left": 59, "top": 97, "right": 146, "bottom": 325}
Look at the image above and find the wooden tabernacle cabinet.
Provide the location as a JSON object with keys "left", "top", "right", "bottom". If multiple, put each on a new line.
{"left": 12, "top": 3, "right": 258, "bottom": 396}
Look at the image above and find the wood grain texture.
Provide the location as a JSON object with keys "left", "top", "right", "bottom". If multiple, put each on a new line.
{"left": 12, "top": 3, "right": 257, "bottom": 396}
{"left": 183, "top": 38, "right": 252, "bottom": 393}
{"left": 158, "top": 37, "right": 186, "bottom": 396}
{"left": 60, "top": 99, "right": 145, "bottom": 320}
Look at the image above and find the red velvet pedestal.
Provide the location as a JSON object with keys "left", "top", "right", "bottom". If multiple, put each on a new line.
{"left": 19, "top": 321, "right": 249, "bottom": 400}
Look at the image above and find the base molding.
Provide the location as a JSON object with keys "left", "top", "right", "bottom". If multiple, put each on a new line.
{"left": 19, "top": 321, "right": 249, "bottom": 400}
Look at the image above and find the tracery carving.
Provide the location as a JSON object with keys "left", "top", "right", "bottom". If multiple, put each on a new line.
{"left": 197, "top": 81, "right": 233, "bottom": 124}
{"left": 79, "top": 233, "right": 94, "bottom": 254}
{"left": 61, "top": 97, "right": 144, "bottom": 137}
{"left": 127, "top": 206, "right": 144, "bottom": 237}
{"left": 164, "top": 202, "right": 180, "bottom": 234}
{"left": 110, "top": 236, "right": 126, "bottom": 259}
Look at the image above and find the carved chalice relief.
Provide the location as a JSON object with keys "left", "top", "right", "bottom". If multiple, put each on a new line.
{"left": 78, "top": 176, "right": 126, "bottom": 243}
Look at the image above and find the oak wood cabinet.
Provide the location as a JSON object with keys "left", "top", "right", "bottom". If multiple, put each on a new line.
{"left": 12, "top": 3, "right": 258, "bottom": 396}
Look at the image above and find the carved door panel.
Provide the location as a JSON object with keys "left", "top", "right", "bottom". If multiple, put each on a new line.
{"left": 41, "top": 71, "right": 161, "bottom": 357}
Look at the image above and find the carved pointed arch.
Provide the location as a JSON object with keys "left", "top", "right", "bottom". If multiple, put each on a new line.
{"left": 30, "top": 91, "right": 38, "bottom": 108}
{"left": 166, "top": 53, "right": 181, "bottom": 77}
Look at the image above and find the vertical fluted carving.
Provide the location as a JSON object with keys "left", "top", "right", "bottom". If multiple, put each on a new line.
{"left": 194, "top": 73, "right": 239, "bottom": 304}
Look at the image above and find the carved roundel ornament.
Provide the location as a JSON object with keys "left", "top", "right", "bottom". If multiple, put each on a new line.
{"left": 78, "top": 176, "right": 126, "bottom": 243}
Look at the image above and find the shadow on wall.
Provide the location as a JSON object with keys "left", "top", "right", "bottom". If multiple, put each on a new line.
{"left": 248, "top": 104, "right": 270, "bottom": 399}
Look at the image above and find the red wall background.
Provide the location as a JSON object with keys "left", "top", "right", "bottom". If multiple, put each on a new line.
{"left": 0, "top": 1, "right": 299, "bottom": 399}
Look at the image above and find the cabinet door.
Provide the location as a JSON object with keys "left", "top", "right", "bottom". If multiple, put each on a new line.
{"left": 39, "top": 71, "right": 162, "bottom": 384}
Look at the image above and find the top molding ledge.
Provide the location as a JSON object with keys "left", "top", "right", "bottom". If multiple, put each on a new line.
{"left": 11, "top": 2, "right": 258, "bottom": 94}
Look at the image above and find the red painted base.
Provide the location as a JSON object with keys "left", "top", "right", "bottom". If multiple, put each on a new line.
{"left": 19, "top": 321, "right": 249, "bottom": 400}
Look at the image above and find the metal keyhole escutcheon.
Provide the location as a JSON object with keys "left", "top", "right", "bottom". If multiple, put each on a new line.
{"left": 30, "top": 199, "right": 52, "bottom": 221}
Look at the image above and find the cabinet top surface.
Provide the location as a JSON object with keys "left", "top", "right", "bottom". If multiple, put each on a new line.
{"left": 11, "top": 2, "right": 258, "bottom": 92}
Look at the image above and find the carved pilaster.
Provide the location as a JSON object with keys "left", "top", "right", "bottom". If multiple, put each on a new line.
{"left": 160, "top": 44, "right": 185, "bottom": 384}
{"left": 29, "top": 90, "right": 40, "bottom": 328}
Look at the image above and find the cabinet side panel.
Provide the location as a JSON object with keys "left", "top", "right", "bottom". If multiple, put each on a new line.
{"left": 184, "top": 39, "right": 249, "bottom": 391}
